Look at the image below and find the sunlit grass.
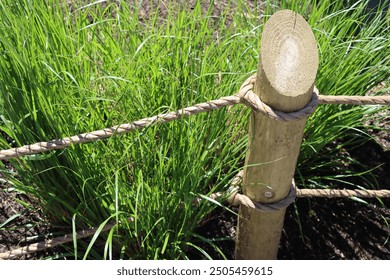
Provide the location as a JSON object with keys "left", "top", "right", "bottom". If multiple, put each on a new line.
{"left": 0, "top": 0, "right": 388, "bottom": 259}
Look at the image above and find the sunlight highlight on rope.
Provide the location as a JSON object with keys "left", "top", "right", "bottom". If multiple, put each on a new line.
{"left": 1, "top": 75, "right": 389, "bottom": 161}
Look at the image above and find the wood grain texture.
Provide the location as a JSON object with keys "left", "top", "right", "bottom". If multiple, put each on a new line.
{"left": 235, "top": 10, "right": 318, "bottom": 260}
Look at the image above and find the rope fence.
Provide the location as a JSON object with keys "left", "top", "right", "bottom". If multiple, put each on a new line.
{"left": 0, "top": 74, "right": 389, "bottom": 260}
{"left": 0, "top": 74, "right": 389, "bottom": 161}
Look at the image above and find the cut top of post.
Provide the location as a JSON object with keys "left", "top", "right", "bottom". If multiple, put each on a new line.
{"left": 257, "top": 10, "right": 318, "bottom": 112}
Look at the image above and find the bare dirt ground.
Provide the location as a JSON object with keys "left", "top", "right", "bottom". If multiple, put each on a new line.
{"left": 1, "top": 0, "right": 389, "bottom": 260}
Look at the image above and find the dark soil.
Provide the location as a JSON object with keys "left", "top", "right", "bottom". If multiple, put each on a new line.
{"left": 190, "top": 138, "right": 390, "bottom": 260}
{"left": 191, "top": 195, "right": 390, "bottom": 260}
{"left": 0, "top": 189, "right": 60, "bottom": 259}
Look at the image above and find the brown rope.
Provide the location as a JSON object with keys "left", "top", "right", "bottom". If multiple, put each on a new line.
{"left": 0, "top": 75, "right": 254, "bottom": 161}
{"left": 296, "top": 188, "right": 390, "bottom": 198}
{"left": 225, "top": 171, "right": 390, "bottom": 207}
{"left": 219, "top": 171, "right": 390, "bottom": 211}
{"left": 236, "top": 75, "right": 320, "bottom": 121}
{"left": 0, "top": 220, "right": 120, "bottom": 260}
{"left": 225, "top": 186, "right": 390, "bottom": 208}
{"left": 319, "top": 95, "right": 390, "bottom": 105}
{"left": 226, "top": 187, "right": 390, "bottom": 205}
{"left": 1, "top": 75, "right": 389, "bottom": 160}
{"left": 224, "top": 187, "right": 390, "bottom": 211}
{"left": 0, "top": 94, "right": 242, "bottom": 160}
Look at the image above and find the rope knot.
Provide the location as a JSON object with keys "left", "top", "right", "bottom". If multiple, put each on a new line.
{"left": 227, "top": 175, "right": 297, "bottom": 212}
{"left": 236, "top": 74, "right": 319, "bottom": 122}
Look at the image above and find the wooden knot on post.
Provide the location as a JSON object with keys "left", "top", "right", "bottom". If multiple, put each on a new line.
{"left": 235, "top": 10, "right": 319, "bottom": 260}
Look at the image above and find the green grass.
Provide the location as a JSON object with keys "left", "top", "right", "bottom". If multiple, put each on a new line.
{"left": 0, "top": 0, "right": 389, "bottom": 259}
{"left": 287, "top": 0, "right": 390, "bottom": 191}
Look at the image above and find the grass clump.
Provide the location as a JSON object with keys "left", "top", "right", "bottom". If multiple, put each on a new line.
{"left": 0, "top": 0, "right": 253, "bottom": 259}
{"left": 286, "top": 0, "right": 389, "bottom": 190}
{"left": 0, "top": 0, "right": 389, "bottom": 259}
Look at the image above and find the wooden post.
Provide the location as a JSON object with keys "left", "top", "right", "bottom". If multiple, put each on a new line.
{"left": 235, "top": 10, "right": 318, "bottom": 259}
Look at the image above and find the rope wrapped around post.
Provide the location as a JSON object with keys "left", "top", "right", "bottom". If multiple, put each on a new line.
{"left": 0, "top": 74, "right": 388, "bottom": 161}
{"left": 224, "top": 170, "right": 390, "bottom": 211}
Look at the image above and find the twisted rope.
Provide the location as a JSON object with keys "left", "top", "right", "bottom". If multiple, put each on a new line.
{"left": 227, "top": 184, "right": 390, "bottom": 205}
{"left": 236, "top": 75, "right": 320, "bottom": 121}
{"left": 0, "top": 220, "right": 119, "bottom": 260}
{"left": 0, "top": 74, "right": 389, "bottom": 161}
{"left": 228, "top": 185, "right": 297, "bottom": 211}
{"left": 0, "top": 95, "right": 242, "bottom": 160}
{"left": 0, "top": 76, "right": 253, "bottom": 161}
{"left": 319, "top": 95, "right": 390, "bottom": 105}
{"left": 212, "top": 170, "right": 390, "bottom": 212}
{"left": 223, "top": 170, "right": 292, "bottom": 210}
{"left": 297, "top": 188, "right": 390, "bottom": 198}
